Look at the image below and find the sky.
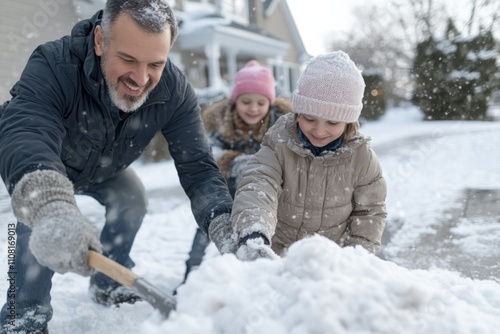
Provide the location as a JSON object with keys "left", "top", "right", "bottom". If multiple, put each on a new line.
{"left": 1, "top": 106, "right": 500, "bottom": 333}
{"left": 287, "top": 0, "right": 368, "bottom": 56}
{"left": 286, "top": 0, "right": 491, "bottom": 57}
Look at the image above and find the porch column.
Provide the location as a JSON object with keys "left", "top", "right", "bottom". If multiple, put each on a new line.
{"left": 226, "top": 49, "right": 238, "bottom": 82}
{"left": 204, "top": 43, "right": 222, "bottom": 87}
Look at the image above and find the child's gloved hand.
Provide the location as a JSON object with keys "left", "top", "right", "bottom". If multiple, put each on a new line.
{"left": 236, "top": 232, "right": 278, "bottom": 261}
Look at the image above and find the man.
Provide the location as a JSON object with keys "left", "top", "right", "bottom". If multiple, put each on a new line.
{"left": 0, "top": 1, "right": 235, "bottom": 332}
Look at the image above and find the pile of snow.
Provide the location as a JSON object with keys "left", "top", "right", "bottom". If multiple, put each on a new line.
{"left": 141, "top": 235, "right": 500, "bottom": 334}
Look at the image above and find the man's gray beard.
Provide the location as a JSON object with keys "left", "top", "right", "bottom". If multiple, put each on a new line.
{"left": 107, "top": 82, "right": 150, "bottom": 113}
{"left": 100, "top": 55, "right": 150, "bottom": 113}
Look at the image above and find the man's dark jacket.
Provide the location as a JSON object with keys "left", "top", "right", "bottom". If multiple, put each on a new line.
{"left": 0, "top": 11, "right": 232, "bottom": 232}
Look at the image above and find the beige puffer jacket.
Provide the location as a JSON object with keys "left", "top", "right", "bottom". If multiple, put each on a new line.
{"left": 231, "top": 113, "right": 387, "bottom": 254}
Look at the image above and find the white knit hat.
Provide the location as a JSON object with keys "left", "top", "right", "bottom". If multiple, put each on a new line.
{"left": 292, "top": 51, "right": 365, "bottom": 123}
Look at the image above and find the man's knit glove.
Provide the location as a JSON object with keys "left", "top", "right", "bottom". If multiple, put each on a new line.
{"left": 236, "top": 232, "right": 278, "bottom": 261}
{"left": 11, "top": 170, "right": 102, "bottom": 276}
{"left": 208, "top": 213, "right": 238, "bottom": 254}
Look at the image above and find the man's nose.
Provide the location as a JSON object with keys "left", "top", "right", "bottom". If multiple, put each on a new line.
{"left": 131, "top": 64, "right": 149, "bottom": 87}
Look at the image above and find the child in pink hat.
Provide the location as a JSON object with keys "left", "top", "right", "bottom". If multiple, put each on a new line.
{"left": 180, "top": 60, "right": 292, "bottom": 285}
{"left": 201, "top": 60, "right": 288, "bottom": 197}
{"left": 230, "top": 51, "right": 387, "bottom": 261}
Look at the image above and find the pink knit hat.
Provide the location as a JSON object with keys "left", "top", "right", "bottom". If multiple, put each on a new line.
{"left": 292, "top": 51, "right": 365, "bottom": 123}
{"left": 230, "top": 60, "right": 276, "bottom": 103}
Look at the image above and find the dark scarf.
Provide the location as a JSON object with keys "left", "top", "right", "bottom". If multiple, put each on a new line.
{"left": 298, "top": 125, "right": 343, "bottom": 157}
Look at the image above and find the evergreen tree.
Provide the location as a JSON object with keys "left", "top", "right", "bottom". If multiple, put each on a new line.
{"left": 361, "top": 71, "right": 386, "bottom": 121}
{"left": 411, "top": 35, "right": 454, "bottom": 120}
{"left": 463, "top": 29, "right": 498, "bottom": 119}
{"left": 411, "top": 19, "right": 498, "bottom": 120}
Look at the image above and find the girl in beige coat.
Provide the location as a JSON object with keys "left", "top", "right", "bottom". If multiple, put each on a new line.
{"left": 231, "top": 51, "right": 387, "bottom": 261}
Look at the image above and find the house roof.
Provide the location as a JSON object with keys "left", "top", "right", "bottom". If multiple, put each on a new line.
{"left": 176, "top": 4, "right": 289, "bottom": 58}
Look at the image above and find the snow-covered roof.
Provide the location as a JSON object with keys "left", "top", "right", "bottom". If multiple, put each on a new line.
{"left": 176, "top": 2, "right": 289, "bottom": 58}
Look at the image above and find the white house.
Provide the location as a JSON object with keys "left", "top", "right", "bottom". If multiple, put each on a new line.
{"left": 0, "top": 0, "right": 309, "bottom": 104}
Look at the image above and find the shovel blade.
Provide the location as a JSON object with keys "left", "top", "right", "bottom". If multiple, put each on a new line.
{"left": 132, "top": 277, "right": 177, "bottom": 318}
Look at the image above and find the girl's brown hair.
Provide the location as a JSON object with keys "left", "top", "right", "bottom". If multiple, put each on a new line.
{"left": 343, "top": 121, "right": 359, "bottom": 141}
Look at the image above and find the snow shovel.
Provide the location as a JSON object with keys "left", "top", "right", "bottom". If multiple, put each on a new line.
{"left": 87, "top": 250, "right": 176, "bottom": 318}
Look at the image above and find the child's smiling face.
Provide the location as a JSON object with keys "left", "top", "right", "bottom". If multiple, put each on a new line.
{"left": 235, "top": 93, "right": 270, "bottom": 125}
{"left": 297, "top": 114, "right": 346, "bottom": 147}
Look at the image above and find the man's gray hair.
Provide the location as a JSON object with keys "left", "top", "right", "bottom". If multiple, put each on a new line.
{"left": 101, "top": 0, "right": 178, "bottom": 45}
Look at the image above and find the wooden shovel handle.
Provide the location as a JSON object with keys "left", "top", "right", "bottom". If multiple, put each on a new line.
{"left": 87, "top": 250, "right": 140, "bottom": 287}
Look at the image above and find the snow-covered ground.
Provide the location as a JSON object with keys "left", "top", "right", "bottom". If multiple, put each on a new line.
{"left": 1, "top": 106, "right": 500, "bottom": 333}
